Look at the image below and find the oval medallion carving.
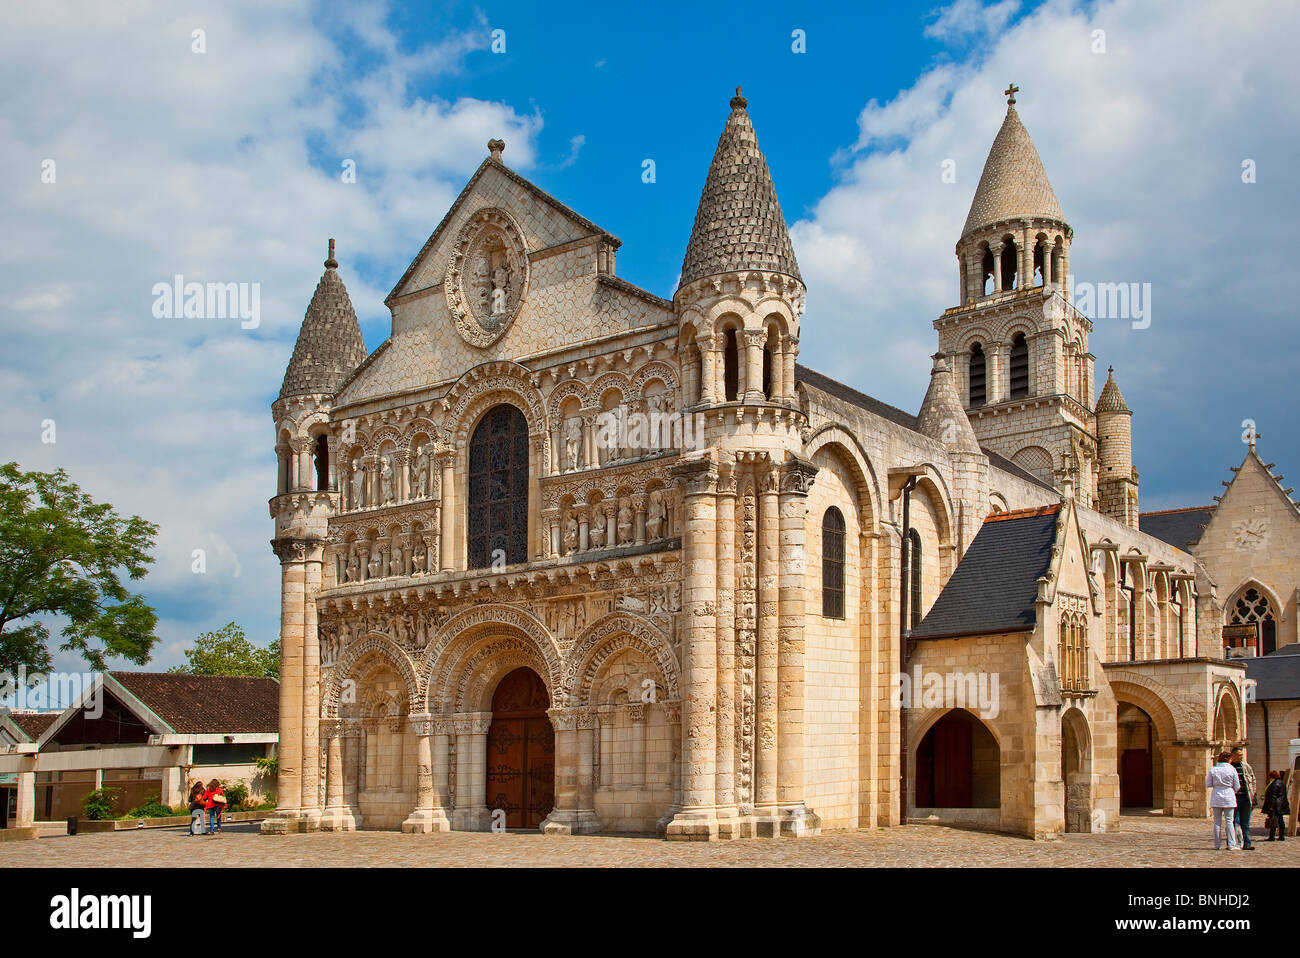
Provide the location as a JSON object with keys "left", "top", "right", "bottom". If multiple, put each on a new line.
{"left": 444, "top": 207, "right": 529, "bottom": 348}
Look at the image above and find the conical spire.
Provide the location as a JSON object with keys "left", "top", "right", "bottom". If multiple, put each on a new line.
{"left": 961, "top": 89, "right": 1065, "bottom": 239}
{"left": 918, "top": 354, "right": 981, "bottom": 453}
{"left": 1095, "top": 366, "right": 1131, "bottom": 414}
{"left": 679, "top": 88, "right": 801, "bottom": 287}
{"left": 279, "top": 239, "right": 368, "bottom": 400}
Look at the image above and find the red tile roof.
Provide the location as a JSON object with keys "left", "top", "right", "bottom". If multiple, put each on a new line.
{"left": 8, "top": 711, "right": 58, "bottom": 740}
{"left": 108, "top": 672, "right": 279, "bottom": 734}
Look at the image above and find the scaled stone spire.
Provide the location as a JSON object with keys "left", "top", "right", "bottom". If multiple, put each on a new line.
{"left": 961, "top": 90, "right": 1065, "bottom": 239}
{"left": 1095, "top": 366, "right": 1131, "bottom": 414}
{"left": 679, "top": 87, "right": 801, "bottom": 287}
{"left": 279, "top": 239, "right": 368, "bottom": 400}
{"left": 918, "top": 354, "right": 981, "bottom": 453}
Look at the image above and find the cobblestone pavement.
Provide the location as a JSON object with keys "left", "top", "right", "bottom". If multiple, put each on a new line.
{"left": 4, "top": 814, "right": 1296, "bottom": 867}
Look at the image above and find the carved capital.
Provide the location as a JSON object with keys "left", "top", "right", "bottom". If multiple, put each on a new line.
{"left": 670, "top": 453, "right": 718, "bottom": 497}
{"left": 779, "top": 456, "right": 818, "bottom": 496}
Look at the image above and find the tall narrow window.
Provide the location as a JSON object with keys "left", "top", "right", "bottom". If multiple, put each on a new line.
{"left": 762, "top": 341, "right": 774, "bottom": 399}
{"left": 468, "top": 404, "right": 529, "bottom": 570}
{"left": 723, "top": 329, "right": 739, "bottom": 402}
{"left": 909, "top": 528, "right": 923, "bottom": 630}
{"left": 822, "top": 507, "right": 845, "bottom": 618}
{"left": 981, "top": 245, "right": 995, "bottom": 296}
{"left": 969, "top": 343, "right": 987, "bottom": 407}
{"left": 1000, "top": 238, "right": 1018, "bottom": 290}
{"left": 313, "top": 435, "right": 330, "bottom": 491}
{"left": 1009, "top": 333, "right": 1029, "bottom": 399}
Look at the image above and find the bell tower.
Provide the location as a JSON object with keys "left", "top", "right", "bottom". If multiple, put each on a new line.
{"left": 934, "top": 86, "right": 1099, "bottom": 504}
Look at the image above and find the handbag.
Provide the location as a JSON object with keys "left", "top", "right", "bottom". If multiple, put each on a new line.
{"left": 212, "top": 792, "right": 227, "bottom": 805}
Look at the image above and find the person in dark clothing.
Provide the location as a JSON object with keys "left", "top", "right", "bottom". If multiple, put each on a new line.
{"left": 1230, "top": 747, "right": 1257, "bottom": 850}
{"left": 187, "top": 781, "right": 206, "bottom": 836}
{"left": 1263, "top": 770, "right": 1290, "bottom": 841}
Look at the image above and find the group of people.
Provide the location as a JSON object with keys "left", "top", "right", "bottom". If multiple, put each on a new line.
{"left": 187, "top": 779, "right": 227, "bottom": 836}
{"left": 1205, "top": 746, "right": 1291, "bottom": 850}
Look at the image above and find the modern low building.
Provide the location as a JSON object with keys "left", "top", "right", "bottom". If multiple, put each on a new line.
{"left": 0, "top": 672, "right": 279, "bottom": 838}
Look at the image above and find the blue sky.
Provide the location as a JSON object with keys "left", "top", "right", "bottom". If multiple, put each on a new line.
{"left": 1, "top": 0, "right": 1296, "bottom": 699}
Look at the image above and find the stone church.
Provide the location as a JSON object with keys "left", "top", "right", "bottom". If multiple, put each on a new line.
{"left": 263, "top": 87, "right": 1249, "bottom": 841}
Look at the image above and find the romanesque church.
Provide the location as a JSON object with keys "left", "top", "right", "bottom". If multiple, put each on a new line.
{"left": 263, "top": 86, "right": 1256, "bottom": 840}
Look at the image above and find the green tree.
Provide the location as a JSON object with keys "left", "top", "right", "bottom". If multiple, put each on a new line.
{"left": 0, "top": 462, "right": 158, "bottom": 676}
{"left": 169, "top": 621, "right": 279, "bottom": 678}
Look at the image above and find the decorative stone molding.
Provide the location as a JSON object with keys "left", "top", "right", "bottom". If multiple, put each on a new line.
{"left": 444, "top": 207, "right": 530, "bottom": 348}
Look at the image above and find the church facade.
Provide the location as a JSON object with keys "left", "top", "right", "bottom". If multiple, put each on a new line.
{"left": 262, "top": 87, "right": 1247, "bottom": 841}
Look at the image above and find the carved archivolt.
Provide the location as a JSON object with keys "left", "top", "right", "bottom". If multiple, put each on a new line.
{"left": 421, "top": 604, "right": 564, "bottom": 710}
{"left": 439, "top": 362, "right": 547, "bottom": 446}
{"left": 322, "top": 633, "right": 420, "bottom": 718}
{"left": 631, "top": 361, "right": 678, "bottom": 396}
{"left": 563, "top": 612, "right": 680, "bottom": 704}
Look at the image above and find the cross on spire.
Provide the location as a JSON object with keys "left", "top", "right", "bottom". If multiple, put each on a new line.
{"left": 1004, "top": 83, "right": 1019, "bottom": 105}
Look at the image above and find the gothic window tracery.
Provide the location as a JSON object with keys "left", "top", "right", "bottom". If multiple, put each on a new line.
{"left": 1229, "top": 587, "right": 1277, "bottom": 656}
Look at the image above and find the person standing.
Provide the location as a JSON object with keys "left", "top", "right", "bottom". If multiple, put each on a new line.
{"left": 1263, "top": 770, "right": 1290, "bottom": 842}
{"left": 1206, "top": 751, "right": 1242, "bottom": 850}
{"left": 187, "top": 781, "right": 206, "bottom": 836}
{"left": 202, "top": 779, "right": 226, "bottom": 836}
{"left": 1230, "top": 747, "right": 1257, "bottom": 851}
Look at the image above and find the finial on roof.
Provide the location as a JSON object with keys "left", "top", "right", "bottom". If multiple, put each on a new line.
{"left": 324, "top": 238, "right": 338, "bottom": 269}
{"left": 1004, "top": 83, "right": 1019, "bottom": 105}
{"left": 730, "top": 86, "right": 747, "bottom": 110}
{"left": 488, "top": 138, "right": 505, "bottom": 162}
{"left": 1108, "top": 365, "right": 1113, "bottom": 375}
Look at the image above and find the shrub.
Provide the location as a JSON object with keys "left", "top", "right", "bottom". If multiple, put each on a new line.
{"left": 224, "top": 781, "right": 250, "bottom": 811}
{"left": 122, "top": 796, "right": 178, "bottom": 820}
{"left": 82, "top": 787, "right": 119, "bottom": 821}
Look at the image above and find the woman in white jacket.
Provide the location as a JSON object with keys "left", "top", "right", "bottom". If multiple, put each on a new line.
{"left": 1206, "top": 751, "right": 1242, "bottom": 850}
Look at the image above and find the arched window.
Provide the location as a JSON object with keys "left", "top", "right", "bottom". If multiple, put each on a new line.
{"left": 909, "top": 528, "right": 923, "bottom": 630}
{"left": 1000, "top": 238, "right": 1018, "bottom": 290}
{"left": 762, "top": 337, "right": 775, "bottom": 400}
{"left": 1009, "top": 333, "right": 1029, "bottom": 399}
{"left": 468, "top": 404, "right": 529, "bottom": 570}
{"left": 1229, "top": 587, "right": 1277, "bottom": 656}
{"left": 981, "top": 245, "right": 995, "bottom": 296}
{"left": 723, "top": 329, "right": 740, "bottom": 402}
{"left": 1059, "top": 612, "right": 1090, "bottom": 692}
{"left": 969, "top": 343, "right": 987, "bottom": 407}
{"left": 313, "top": 434, "right": 330, "bottom": 491}
{"left": 822, "top": 507, "right": 845, "bottom": 618}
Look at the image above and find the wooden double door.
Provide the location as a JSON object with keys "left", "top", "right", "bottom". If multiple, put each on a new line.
{"left": 485, "top": 668, "right": 555, "bottom": 829}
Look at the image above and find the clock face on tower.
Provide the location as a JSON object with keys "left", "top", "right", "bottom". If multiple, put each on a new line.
{"left": 1233, "top": 518, "right": 1268, "bottom": 550}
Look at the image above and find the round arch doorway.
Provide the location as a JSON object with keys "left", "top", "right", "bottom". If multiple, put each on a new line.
{"left": 485, "top": 667, "right": 555, "bottom": 829}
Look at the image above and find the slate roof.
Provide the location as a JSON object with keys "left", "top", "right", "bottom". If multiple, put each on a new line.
{"left": 279, "top": 256, "right": 368, "bottom": 400}
{"left": 679, "top": 89, "right": 801, "bottom": 286}
{"left": 1243, "top": 646, "right": 1300, "bottom": 701}
{"left": 108, "top": 672, "right": 280, "bottom": 734}
{"left": 7, "top": 711, "right": 57, "bottom": 741}
{"left": 794, "top": 364, "right": 1058, "bottom": 492}
{"left": 910, "top": 505, "right": 1061, "bottom": 640}
{"left": 1139, "top": 506, "right": 1216, "bottom": 550}
{"left": 962, "top": 103, "right": 1065, "bottom": 239}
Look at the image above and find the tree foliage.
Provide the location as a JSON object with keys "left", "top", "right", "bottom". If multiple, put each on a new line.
{"left": 169, "top": 621, "right": 279, "bottom": 678}
{"left": 0, "top": 462, "right": 159, "bottom": 676}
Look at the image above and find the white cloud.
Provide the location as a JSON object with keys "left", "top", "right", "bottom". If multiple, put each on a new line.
{"left": 0, "top": 0, "right": 543, "bottom": 670}
{"left": 924, "top": 0, "right": 1022, "bottom": 42}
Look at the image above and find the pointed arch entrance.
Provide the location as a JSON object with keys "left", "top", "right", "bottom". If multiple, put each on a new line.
{"left": 485, "top": 667, "right": 555, "bottom": 829}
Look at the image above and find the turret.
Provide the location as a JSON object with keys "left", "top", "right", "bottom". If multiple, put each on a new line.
{"left": 674, "top": 88, "right": 805, "bottom": 414}
{"left": 1095, "top": 367, "right": 1138, "bottom": 527}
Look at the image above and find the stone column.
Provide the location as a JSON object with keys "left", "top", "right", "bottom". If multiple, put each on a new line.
{"left": 665, "top": 454, "right": 721, "bottom": 841}
{"left": 438, "top": 447, "right": 456, "bottom": 572}
{"left": 783, "top": 336, "right": 797, "bottom": 398}
{"left": 990, "top": 242, "right": 1003, "bottom": 292}
{"left": 755, "top": 466, "right": 781, "bottom": 830}
{"left": 320, "top": 720, "right": 356, "bottom": 831}
{"left": 1044, "top": 239, "right": 1056, "bottom": 288}
{"left": 743, "top": 329, "right": 766, "bottom": 403}
{"left": 578, "top": 507, "right": 590, "bottom": 554}
{"left": 714, "top": 461, "right": 739, "bottom": 827}
{"left": 451, "top": 712, "right": 491, "bottom": 831}
{"left": 777, "top": 456, "right": 819, "bottom": 836}
{"left": 14, "top": 753, "right": 36, "bottom": 831}
{"left": 262, "top": 537, "right": 313, "bottom": 834}
{"left": 1020, "top": 224, "right": 1033, "bottom": 289}
{"left": 581, "top": 410, "right": 600, "bottom": 469}
{"left": 431, "top": 717, "right": 452, "bottom": 816}
{"left": 770, "top": 340, "right": 785, "bottom": 403}
{"left": 299, "top": 542, "right": 324, "bottom": 825}
{"left": 542, "top": 708, "right": 600, "bottom": 835}
{"left": 402, "top": 713, "right": 451, "bottom": 833}
{"left": 633, "top": 494, "right": 647, "bottom": 546}
{"left": 992, "top": 343, "right": 1011, "bottom": 404}
{"left": 699, "top": 335, "right": 718, "bottom": 405}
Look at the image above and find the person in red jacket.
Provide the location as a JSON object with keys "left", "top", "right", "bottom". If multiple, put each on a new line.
{"left": 202, "top": 779, "right": 226, "bottom": 835}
